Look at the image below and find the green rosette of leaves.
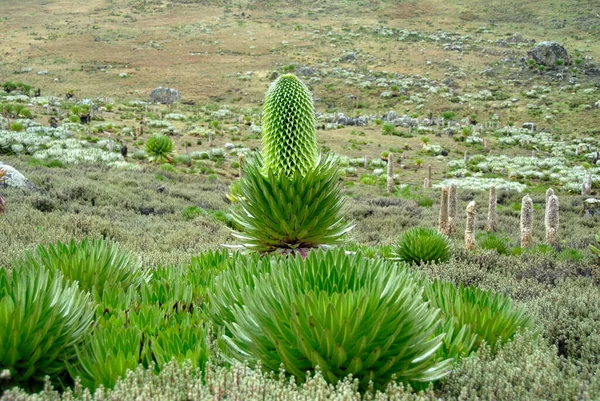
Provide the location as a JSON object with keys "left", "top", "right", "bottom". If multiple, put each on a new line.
{"left": 230, "top": 74, "right": 353, "bottom": 253}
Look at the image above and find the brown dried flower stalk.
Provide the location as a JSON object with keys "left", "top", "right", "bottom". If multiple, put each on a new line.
{"left": 464, "top": 201, "right": 477, "bottom": 250}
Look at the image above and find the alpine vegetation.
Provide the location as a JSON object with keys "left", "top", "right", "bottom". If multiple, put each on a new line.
{"left": 393, "top": 227, "right": 452, "bottom": 264}
{"left": 486, "top": 185, "right": 498, "bottom": 232}
{"left": 438, "top": 186, "right": 449, "bottom": 235}
{"left": 145, "top": 135, "right": 174, "bottom": 163}
{"left": 520, "top": 195, "right": 534, "bottom": 248}
{"left": 447, "top": 182, "right": 458, "bottom": 235}
{"left": 386, "top": 152, "right": 394, "bottom": 194}
{"left": 230, "top": 74, "right": 354, "bottom": 253}
{"left": 261, "top": 74, "right": 319, "bottom": 177}
{"left": 465, "top": 200, "right": 477, "bottom": 251}
{"left": 545, "top": 194, "right": 559, "bottom": 246}
{"left": 210, "top": 249, "right": 451, "bottom": 389}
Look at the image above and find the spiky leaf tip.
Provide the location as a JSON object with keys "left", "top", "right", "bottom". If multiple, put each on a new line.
{"left": 262, "top": 74, "right": 319, "bottom": 177}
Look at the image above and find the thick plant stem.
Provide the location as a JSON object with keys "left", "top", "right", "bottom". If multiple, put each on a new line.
{"left": 447, "top": 183, "right": 457, "bottom": 235}
{"left": 545, "top": 194, "right": 559, "bottom": 246}
{"left": 438, "top": 186, "right": 449, "bottom": 235}
{"left": 520, "top": 194, "right": 534, "bottom": 248}
{"left": 485, "top": 185, "right": 498, "bottom": 232}
{"left": 465, "top": 201, "right": 477, "bottom": 250}
{"left": 386, "top": 153, "right": 394, "bottom": 194}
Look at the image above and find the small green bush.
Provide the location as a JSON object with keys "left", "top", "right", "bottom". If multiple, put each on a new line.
{"left": 9, "top": 122, "right": 24, "bottom": 132}
{"left": 393, "top": 227, "right": 452, "bottom": 264}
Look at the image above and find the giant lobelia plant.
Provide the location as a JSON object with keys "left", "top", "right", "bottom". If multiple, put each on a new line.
{"left": 209, "top": 249, "right": 451, "bottom": 389}
{"left": 229, "top": 74, "right": 353, "bottom": 254}
{"left": 0, "top": 265, "right": 94, "bottom": 390}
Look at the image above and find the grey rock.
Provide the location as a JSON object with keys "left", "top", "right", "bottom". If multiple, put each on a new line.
{"left": 149, "top": 87, "right": 182, "bottom": 104}
{"left": 342, "top": 52, "right": 357, "bottom": 62}
{"left": 443, "top": 78, "right": 458, "bottom": 88}
{"left": 506, "top": 32, "right": 535, "bottom": 45}
{"left": 0, "top": 163, "right": 37, "bottom": 191}
{"left": 384, "top": 111, "right": 398, "bottom": 121}
{"left": 583, "top": 198, "right": 600, "bottom": 217}
{"left": 527, "top": 41, "right": 570, "bottom": 67}
{"left": 297, "top": 66, "right": 318, "bottom": 77}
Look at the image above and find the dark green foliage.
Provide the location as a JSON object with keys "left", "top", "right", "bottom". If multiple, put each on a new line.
{"left": 12, "top": 238, "right": 150, "bottom": 293}
{"left": 393, "top": 227, "right": 452, "bottom": 264}
{"left": 210, "top": 249, "right": 450, "bottom": 389}
{"left": 423, "top": 279, "right": 535, "bottom": 355}
{"left": 145, "top": 135, "right": 174, "bottom": 163}
{"left": 0, "top": 265, "right": 94, "bottom": 390}
{"left": 230, "top": 154, "right": 353, "bottom": 253}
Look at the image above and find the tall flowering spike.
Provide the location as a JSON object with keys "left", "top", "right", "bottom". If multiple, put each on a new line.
{"left": 438, "top": 186, "right": 449, "bottom": 235}
{"left": 485, "top": 185, "right": 498, "bottom": 232}
{"left": 545, "top": 188, "right": 554, "bottom": 205}
{"left": 262, "top": 74, "right": 319, "bottom": 177}
{"left": 520, "top": 194, "right": 534, "bottom": 248}
{"left": 545, "top": 194, "right": 559, "bottom": 245}
{"left": 386, "top": 153, "right": 394, "bottom": 194}
{"left": 447, "top": 183, "right": 458, "bottom": 235}
{"left": 464, "top": 201, "right": 477, "bottom": 250}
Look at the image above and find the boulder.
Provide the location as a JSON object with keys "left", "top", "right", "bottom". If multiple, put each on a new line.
{"left": 342, "top": 52, "right": 357, "bottom": 62}
{"left": 0, "top": 163, "right": 37, "bottom": 191}
{"left": 297, "top": 66, "right": 318, "bottom": 77}
{"left": 527, "top": 42, "right": 570, "bottom": 67}
{"left": 583, "top": 198, "right": 600, "bottom": 217}
{"left": 506, "top": 32, "right": 535, "bottom": 45}
{"left": 149, "top": 87, "right": 181, "bottom": 104}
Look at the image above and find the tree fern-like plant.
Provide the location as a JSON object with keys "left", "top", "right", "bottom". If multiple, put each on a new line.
{"left": 145, "top": 135, "right": 174, "bottom": 163}
{"left": 209, "top": 249, "right": 451, "bottom": 389}
{"left": 230, "top": 74, "right": 353, "bottom": 253}
{"left": 0, "top": 266, "right": 94, "bottom": 390}
{"left": 393, "top": 227, "right": 452, "bottom": 264}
